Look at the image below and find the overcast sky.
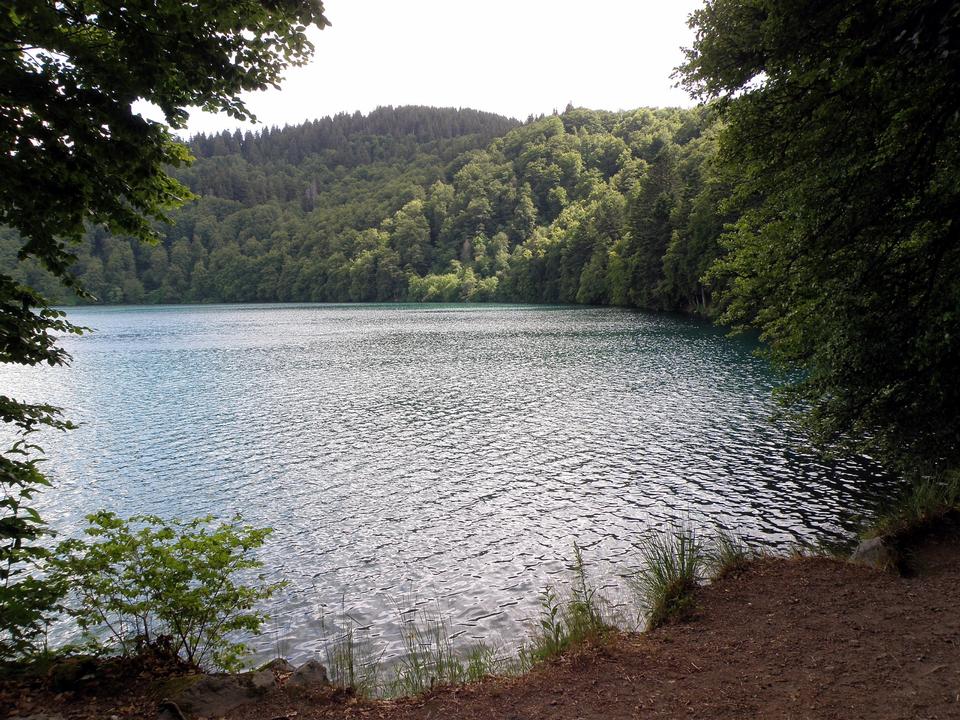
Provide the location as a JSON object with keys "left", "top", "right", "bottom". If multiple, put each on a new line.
{"left": 173, "top": 0, "right": 705, "bottom": 138}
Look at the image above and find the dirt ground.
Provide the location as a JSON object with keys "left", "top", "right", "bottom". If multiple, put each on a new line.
{"left": 5, "top": 531, "right": 959, "bottom": 720}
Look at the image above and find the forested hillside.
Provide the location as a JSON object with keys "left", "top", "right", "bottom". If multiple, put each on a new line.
{"left": 1, "top": 104, "right": 727, "bottom": 310}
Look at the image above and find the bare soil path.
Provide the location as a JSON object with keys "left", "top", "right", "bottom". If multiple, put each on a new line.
{"left": 237, "top": 532, "right": 960, "bottom": 720}
{"left": 6, "top": 532, "right": 959, "bottom": 719}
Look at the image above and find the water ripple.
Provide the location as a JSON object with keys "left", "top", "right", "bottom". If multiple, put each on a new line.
{"left": 0, "top": 303, "right": 894, "bottom": 662}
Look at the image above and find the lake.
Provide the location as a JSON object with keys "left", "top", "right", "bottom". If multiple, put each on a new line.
{"left": 1, "top": 303, "right": 890, "bottom": 662}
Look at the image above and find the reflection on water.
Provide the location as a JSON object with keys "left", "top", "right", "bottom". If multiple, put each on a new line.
{"left": 0, "top": 303, "right": 891, "bottom": 661}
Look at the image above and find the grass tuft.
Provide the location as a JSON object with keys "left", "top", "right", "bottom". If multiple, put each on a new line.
{"left": 866, "top": 473, "right": 960, "bottom": 540}
{"left": 785, "top": 541, "right": 850, "bottom": 560}
{"left": 317, "top": 608, "right": 383, "bottom": 699}
{"left": 522, "top": 543, "right": 610, "bottom": 666}
{"left": 706, "top": 531, "right": 754, "bottom": 580}
{"left": 630, "top": 527, "right": 704, "bottom": 630}
{"left": 388, "top": 607, "right": 504, "bottom": 696}
{"left": 317, "top": 602, "right": 504, "bottom": 698}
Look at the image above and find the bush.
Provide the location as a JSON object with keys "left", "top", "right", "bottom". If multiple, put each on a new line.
{"left": 53, "top": 511, "right": 281, "bottom": 671}
{"left": 1, "top": 431, "right": 73, "bottom": 660}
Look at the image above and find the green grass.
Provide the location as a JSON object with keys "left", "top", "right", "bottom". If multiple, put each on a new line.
{"left": 327, "top": 624, "right": 383, "bottom": 698}
{"left": 306, "top": 532, "right": 803, "bottom": 698}
{"left": 630, "top": 527, "right": 704, "bottom": 630}
{"left": 316, "top": 605, "right": 383, "bottom": 698}
{"left": 705, "top": 531, "right": 755, "bottom": 580}
{"left": 317, "top": 603, "right": 505, "bottom": 699}
{"left": 866, "top": 473, "right": 960, "bottom": 540}
{"left": 388, "top": 608, "right": 502, "bottom": 696}
{"left": 521, "top": 543, "right": 611, "bottom": 666}
{"left": 784, "top": 537, "right": 856, "bottom": 560}
{"left": 566, "top": 543, "right": 608, "bottom": 644}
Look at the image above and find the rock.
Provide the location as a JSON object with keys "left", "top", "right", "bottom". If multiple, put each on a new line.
{"left": 851, "top": 536, "right": 897, "bottom": 570}
{"left": 48, "top": 656, "right": 99, "bottom": 691}
{"left": 166, "top": 674, "right": 255, "bottom": 718}
{"left": 162, "top": 662, "right": 301, "bottom": 718}
{"left": 243, "top": 658, "right": 296, "bottom": 692}
{"left": 246, "top": 669, "right": 276, "bottom": 691}
{"left": 258, "top": 657, "right": 296, "bottom": 674}
{"left": 156, "top": 701, "right": 187, "bottom": 720}
{"left": 287, "top": 659, "right": 330, "bottom": 689}
{"left": 9, "top": 715, "right": 66, "bottom": 720}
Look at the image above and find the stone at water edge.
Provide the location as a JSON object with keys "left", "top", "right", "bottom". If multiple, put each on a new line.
{"left": 248, "top": 657, "right": 297, "bottom": 690}
{"left": 850, "top": 536, "right": 897, "bottom": 570}
{"left": 48, "top": 656, "right": 99, "bottom": 691}
{"left": 288, "top": 659, "right": 330, "bottom": 688}
{"left": 165, "top": 675, "right": 256, "bottom": 718}
{"left": 247, "top": 669, "right": 277, "bottom": 691}
{"left": 259, "top": 658, "right": 296, "bottom": 674}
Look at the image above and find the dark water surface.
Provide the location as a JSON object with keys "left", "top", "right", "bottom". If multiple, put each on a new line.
{"left": 1, "top": 303, "right": 890, "bottom": 661}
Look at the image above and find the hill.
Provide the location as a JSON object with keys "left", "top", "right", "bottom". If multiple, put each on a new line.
{"left": 1, "top": 105, "right": 727, "bottom": 310}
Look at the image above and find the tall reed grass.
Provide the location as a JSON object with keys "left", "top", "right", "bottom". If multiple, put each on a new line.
{"left": 706, "top": 530, "right": 755, "bottom": 580}
{"left": 520, "top": 543, "right": 611, "bottom": 665}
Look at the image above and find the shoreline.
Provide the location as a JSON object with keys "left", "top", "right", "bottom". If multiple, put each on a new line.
{"left": 5, "top": 525, "right": 958, "bottom": 719}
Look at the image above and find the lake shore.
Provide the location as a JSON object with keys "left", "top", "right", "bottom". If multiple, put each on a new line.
{"left": 6, "top": 526, "right": 958, "bottom": 720}
{"left": 4, "top": 303, "right": 893, "bottom": 655}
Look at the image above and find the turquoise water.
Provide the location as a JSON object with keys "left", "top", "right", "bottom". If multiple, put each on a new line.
{"left": 1, "top": 303, "right": 889, "bottom": 661}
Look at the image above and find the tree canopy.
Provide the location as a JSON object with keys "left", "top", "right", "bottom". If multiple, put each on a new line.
{"left": 2, "top": 0, "right": 328, "bottom": 278}
{"left": 0, "top": 0, "right": 328, "bottom": 657}
{"left": 3, "top": 105, "right": 726, "bottom": 311}
{"left": 679, "top": 0, "right": 960, "bottom": 474}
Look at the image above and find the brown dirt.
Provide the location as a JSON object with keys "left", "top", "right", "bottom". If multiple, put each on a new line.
{"left": 5, "top": 533, "right": 959, "bottom": 720}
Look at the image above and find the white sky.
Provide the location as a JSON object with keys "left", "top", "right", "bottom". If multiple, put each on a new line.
{"left": 171, "top": 0, "right": 705, "bottom": 138}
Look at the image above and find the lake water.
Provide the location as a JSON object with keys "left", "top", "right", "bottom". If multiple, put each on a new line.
{"left": 1, "top": 303, "right": 891, "bottom": 662}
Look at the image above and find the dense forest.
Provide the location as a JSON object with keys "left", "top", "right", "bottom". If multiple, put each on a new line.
{"left": 0, "top": 104, "right": 727, "bottom": 311}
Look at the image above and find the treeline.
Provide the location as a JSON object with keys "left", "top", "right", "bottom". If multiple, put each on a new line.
{"left": 1, "top": 104, "right": 729, "bottom": 311}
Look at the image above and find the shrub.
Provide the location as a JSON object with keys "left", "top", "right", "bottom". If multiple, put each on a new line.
{"left": 53, "top": 511, "right": 281, "bottom": 671}
{"left": 1, "top": 436, "right": 71, "bottom": 660}
{"left": 631, "top": 527, "right": 703, "bottom": 630}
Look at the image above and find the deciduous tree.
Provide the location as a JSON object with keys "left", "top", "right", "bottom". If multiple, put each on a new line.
{"left": 679, "top": 0, "right": 960, "bottom": 473}
{"left": 0, "top": 0, "right": 329, "bottom": 657}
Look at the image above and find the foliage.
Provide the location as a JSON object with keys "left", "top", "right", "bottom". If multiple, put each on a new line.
{"left": 2, "top": 0, "right": 328, "bottom": 276}
{"left": 567, "top": 542, "right": 606, "bottom": 639}
{"left": 52, "top": 512, "right": 281, "bottom": 672}
{"left": 679, "top": 0, "right": 960, "bottom": 473}
{"left": 630, "top": 527, "right": 703, "bottom": 630}
{"left": 0, "top": 0, "right": 327, "bottom": 661}
{"left": 0, "top": 298, "right": 80, "bottom": 658}
{"left": 527, "top": 587, "right": 566, "bottom": 662}
{"left": 4, "top": 106, "right": 726, "bottom": 314}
